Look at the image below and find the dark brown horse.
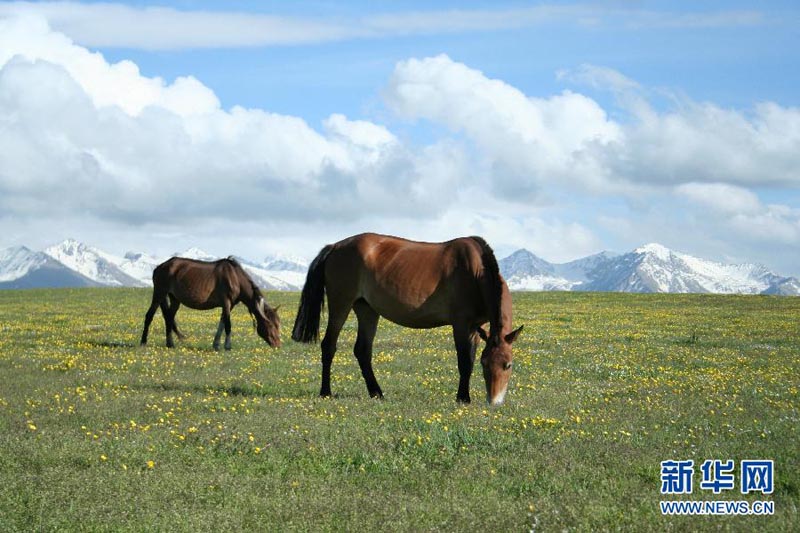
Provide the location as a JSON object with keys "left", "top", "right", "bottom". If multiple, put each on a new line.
{"left": 140, "top": 257, "right": 281, "bottom": 350}
{"left": 291, "top": 233, "right": 522, "bottom": 405}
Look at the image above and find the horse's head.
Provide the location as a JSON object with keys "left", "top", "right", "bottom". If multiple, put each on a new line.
{"left": 255, "top": 299, "right": 282, "bottom": 348}
{"left": 478, "top": 325, "right": 523, "bottom": 406}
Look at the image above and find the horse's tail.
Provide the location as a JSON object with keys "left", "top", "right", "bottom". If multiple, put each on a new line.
{"left": 291, "top": 244, "right": 334, "bottom": 343}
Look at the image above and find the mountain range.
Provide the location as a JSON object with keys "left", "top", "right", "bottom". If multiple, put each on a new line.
{"left": 1, "top": 239, "right": 798, "bottom": 295}
{"left": 0, "top": 239, "right": 308, "bottom": 291}
{"left": 499, "top": 243, "right": 800, "bottom": 295}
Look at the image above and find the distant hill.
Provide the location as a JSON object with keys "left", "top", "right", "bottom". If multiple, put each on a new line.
{"left": 2, "top": 239, "right": 798, "bottom": 295}
{"left": 499, "top": 244, "right": 800, "bottom": 295}
{"left": 0, "top": 240, "right": 309, "bottom": 291}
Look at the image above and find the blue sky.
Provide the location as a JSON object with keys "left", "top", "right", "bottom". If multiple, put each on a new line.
{"left": 0, "top": 1, "right": 799, "bottom": 275}
{"left": 102, "top": 1, "right": 799, "bottom": 120}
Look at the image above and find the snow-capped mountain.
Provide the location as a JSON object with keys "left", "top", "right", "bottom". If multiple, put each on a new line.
{"left": 2, "top": 239, "right": 798, "bottom": 295}
{"left": 117, "top": 248, "right": 308, "bottom": 290}
{"left": 581, "top": 243, "right": 798, "bottom": 294}
{"left": 0, "top": 246, "right": 47, "bottom": 283}
{"left": 500, "top": 244, "right": 800, "bottom": 295}
{"left": 0, "top": 239, "right": 310, "bottom": 290}
{"left": 231, "top": 256, "right": 304, "bottom": 291}
{"left": 499, "top": 250, "right": 572, "bottom": 291}
{"left": 176, "top": 247, "right": 217, "bottom": 262}
{"left": 499, "top": 249, "right": 620, "bottom": 291}
{"left": 44, "top": 239, "right": 145, "bottom": 287}
{"left": 262, "top": 252, "right": 309, "bottom": 273}
{"left": 0, "top": 245, "right": 98, "bottom": 289}
{"left": 117, "top": 251, "right": 162, "bottom": 286}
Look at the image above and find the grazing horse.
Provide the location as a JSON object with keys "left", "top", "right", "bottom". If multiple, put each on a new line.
{"left": 140, "top": 257, "right": 281, "bottom": 350}
{"left": 292, "top": 233, "right": 522, "bottom": 405}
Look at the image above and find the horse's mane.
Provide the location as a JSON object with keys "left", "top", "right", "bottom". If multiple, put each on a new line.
{"left": 223, "top": 256, "right": 264, "bottom": 301}
{"left": 469, "top": 236, "right": 503, "bottom": 335}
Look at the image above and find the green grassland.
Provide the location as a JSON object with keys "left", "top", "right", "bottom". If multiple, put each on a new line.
{"left": 0, "top": 289, "right": 798, "bottom": 531}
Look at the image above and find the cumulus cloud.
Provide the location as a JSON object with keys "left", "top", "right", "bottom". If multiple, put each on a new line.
{"left": 385, "top": 55, "right": 800, "bottom": 193}
{"left": 676, "top": 183, "right": 800, "bottom": 246}
{"left": 385, "top": 55, "right": 623, "bottom": 197}
{"left": 0, "top": 15, "right": 219, "bottom": 116}
{"left": 675, "top": 183, "right": 762, "bottom": 216}
{"left": 0, "top": 15, "right": 466, "bottom": 227}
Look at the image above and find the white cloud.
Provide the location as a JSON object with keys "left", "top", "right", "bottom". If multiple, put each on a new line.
{"left": 0, "top": 2, "right": 768, "bottom": 50}
{"left": 0, "top": 15, "right": 219, "bottom": 116}
{"left": 557, "top": 64, "right": 640, "bottom": 93}
{"left": 675, "top": 182, "right": 800, "bottom": 245}
{"left": 0, "top": 16, "right": 463, "bottom": 228}
{"left": 675, "top": 183, "right": 762, "bottom": 216}
{"left": 0, "top": 2, "right": 355, "bottom": 49}
{"left": 385, "top": 55, "right": 623, "bottom": 197}
{"left": 729, "top": 207, "right": 800, "bottom": 245}
{"left": 386, "top": 55, "right": 800, "bottom": 194}
{"left": 0, "top": 15, "right": 797, "bottom": 276}
{"left": 612, "top": 99, "right": 800, "bottom": 187}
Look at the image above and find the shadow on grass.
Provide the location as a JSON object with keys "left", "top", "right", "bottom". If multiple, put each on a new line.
{"left": 127, "top": 380, "right": 380, "bottom": 402}
{"left": 87, "top": 340, "right": 138, "bottom": 349}
{"left": 128, "top": 380, "right": 318, "bottom": 400}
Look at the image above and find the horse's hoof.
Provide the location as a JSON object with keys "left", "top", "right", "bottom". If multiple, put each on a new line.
{"left": 456, "top": 395, "right": 471, "bottom": 404}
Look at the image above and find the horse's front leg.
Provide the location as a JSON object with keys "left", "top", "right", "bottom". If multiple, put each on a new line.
{"left": 222, "top": 301, "right": 233, "bottom": 350}
{"left": 213, "top": 316, "right": 224, "bottom": 351}
{"left": 353, "top": 300, "right": 383, "bottom": 399}
{"left": 452, "top": 324, "right": 479, "bottom": 403}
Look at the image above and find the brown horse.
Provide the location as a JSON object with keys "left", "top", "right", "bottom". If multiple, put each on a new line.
{"left": 291, "top": 233, "right": 522, "bottom": 405}
{"left": 140, "top": 257, "right": 281, "bottom": 350}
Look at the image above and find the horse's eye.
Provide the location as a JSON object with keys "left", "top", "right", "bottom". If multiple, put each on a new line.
{"left": 503, "top": 362, "right": 513, "bottom": 371}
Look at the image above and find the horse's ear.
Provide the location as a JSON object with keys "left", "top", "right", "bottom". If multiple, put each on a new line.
{"left": 476, "top": 326, "right": 489, "bottom": 342}
{"left": 505, "top": 325, "right": 523, "bottom": 344}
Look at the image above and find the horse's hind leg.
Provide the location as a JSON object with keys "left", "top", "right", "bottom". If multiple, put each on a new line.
{"left": 167, "top": 298, "right": 184, "bottom": 340}
{"left": 319, "top": 294, "right": 353, "bottom": 397}
{"left": 140, "top": 288, "right": 166, "bottom": 346}
{"left": 160, "top": 299, "right": 176, "bottom": 348}
{"left": 353, "top": 299, "right": 383, "bottom": 398}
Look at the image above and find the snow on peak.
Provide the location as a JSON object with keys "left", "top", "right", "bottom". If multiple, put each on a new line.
{"left": 47, "top": 238, "right": 88, "bottom": 256}
{"left": 176, "top": 247, "right": 216, "bottom": 261}
{"left": 635, "top": 243, "right": 673, "bottom": 261}
{"left": 117, "top": 251, "right": 162, "bottom": 286}
{"left": 0, "top": 246, "right": 47, "bottom": 282}
{"left": 261, "top": 252, "right": 309, "bottom": 272}
{"left": 44, "top": 239, "right": 135, "bottom": 286}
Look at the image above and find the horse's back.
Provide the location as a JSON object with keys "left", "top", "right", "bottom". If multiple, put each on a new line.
{"left": 323, "top": 233, "right": 487, "bottom": 327}
{"left": 152, "top": 257, "right": 239, "bottom": 309}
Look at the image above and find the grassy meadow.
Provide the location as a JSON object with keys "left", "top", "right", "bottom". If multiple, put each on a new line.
{"left": 0, "top": 288, "right": 798, "bottom": 531}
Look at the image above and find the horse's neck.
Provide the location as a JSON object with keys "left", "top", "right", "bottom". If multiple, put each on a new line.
{"left": 243, "top": 290, "right": 261, "bottom": 311}
{"left": 235, "top": 271, "right": 260, "bottom": 307}
{"left": 491, "top": 280, "right": 513, "bottom": 336}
